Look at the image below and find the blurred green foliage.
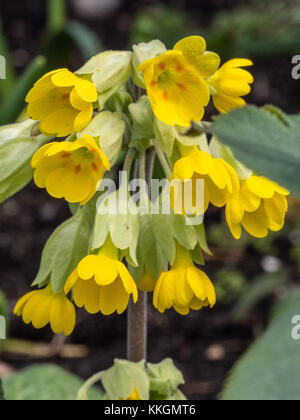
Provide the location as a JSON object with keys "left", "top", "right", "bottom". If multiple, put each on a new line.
{"left": 131, "top": 0, "right": 300, "bottom": 58}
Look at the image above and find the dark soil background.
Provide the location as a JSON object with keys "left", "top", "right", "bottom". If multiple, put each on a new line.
{"left": 0, "top": 0, "right": 300, "bottom": 400}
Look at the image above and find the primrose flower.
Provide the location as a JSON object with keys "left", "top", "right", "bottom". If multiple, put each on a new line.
{"left": 26, "top": 69, "right": 98, "bottom": 137}
{"left": 171, "top": 145, "right": 239, "bottom": 215}
{"left": 31, "top": 134, "right": 110, "bottom": 205}
{"left": 138, "top": 271, "right": 157, "bottom": 292}
{"left": 138, "top": 36, "right": 221, "bottom": 127}
{"left": 14, "top": 284, "right": 76, "bottom": 336}
{"left": 64, "top": 238, "right": 138, "bottom": 316}
{"left": 153, "top": 244, "right": 216, "bottom": 315}
{"left": 207, "top": 59, "right": 254, "bottom": 114}
{"left": 225, "top": 175, "right": 289, "bottom": 239}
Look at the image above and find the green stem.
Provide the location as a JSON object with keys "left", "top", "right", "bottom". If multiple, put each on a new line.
{"left": 123, "top": 148, "right": 136, "bottom": 175}
{"left": 47, "top": 0, "right": 67, "bottom": 34}
{"left": 152, "top": 138, "right": 172, "bottom": 180}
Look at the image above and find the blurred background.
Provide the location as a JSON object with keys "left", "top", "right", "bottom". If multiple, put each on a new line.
{"left": 0, "top": 0, "right": 300, "bottom": 400}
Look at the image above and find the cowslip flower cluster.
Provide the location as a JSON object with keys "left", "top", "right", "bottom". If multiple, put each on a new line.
{"left": 12, "top": 35, "right": 289, "bottom": 339}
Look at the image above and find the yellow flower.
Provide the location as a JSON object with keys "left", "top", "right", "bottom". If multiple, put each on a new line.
{"left": 31, "top": 134, "right": 110, "bottom": 205}
{"left": 138, "top": 271, "right": 157, "bottom": 292}
{"left": 171, "top": 145, "right": 239, "bottom": 215}
{"left": 64, "top": 238, "right": 138, "bottom": 316}
{"left": 153, "top": 244, "right": 216, "bottom": 315}
{"left": 207, "top": 58, "right": 254, "bottom": 114}
{"left": 14, "top": 284, "right": 76, "bottom": 336}
{"left": 225, "top": 175, "right": 289, "bottom": 239}
{"left": 138, "top": 36, "right": 220, "bottom": 127}
{"left": 26, "top": 69, "right": 98, "bottom": 137}
{"left": 120, "top": 388, "right": 141, "bottom": 401}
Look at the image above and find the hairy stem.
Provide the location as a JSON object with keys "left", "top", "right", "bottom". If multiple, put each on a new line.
{"left": 127, "top": 152, "right": 148, "bottom": 363}
{"left": 152, "top": 138, "right": 172, "bottom": 180}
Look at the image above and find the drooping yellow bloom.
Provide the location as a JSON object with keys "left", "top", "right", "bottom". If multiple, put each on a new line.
{"left": 138, "top": 271, "right": 157, "bottom": 292}
{"left": 153, "top": 244, "right": 216, "bottom": 315}
{"left": 171, "top": 145, "right": 239, "bottom": 215}
{"left": 207, "top": 59, "right": 254, "bottom": 114}
{"left": 64, "top": 238, "right": 138, "bottom": 316}
{"left": 225, "top": 175, "right": 289, "bottom": 239}
{"left": 138, "top": 36, "right": 220, "bottom": 127}
{"left": 26, "top": 69, "right": 98, "bottom": 137}
{"left": 32, "top": 134, "right": 110, "bottom": 205}
{"left": 14, "top": 284, "right": 76, "bottom": 336}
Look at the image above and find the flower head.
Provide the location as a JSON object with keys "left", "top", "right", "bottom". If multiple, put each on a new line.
{"left": 14, "top": 284, "right": 76, "bottom": 336}
{"left": 207, "top": 59, "right": 254, "bottom": 114}
{"left": 32, "top": 134, "right": 110, "bottom": 205}
{"left": 171, "top": 145, "right": 239, "bottom": 215}
{"left": 64, "top": 238, "right": 138, "bottom": 316}
{"left": 225, "top": 175, "right": 289, "bottom": 239}
{"left": 26, "top": 69, "right": 98, "bottom": 137}
{"left": 153, "top": 244, "right": 216, "bottom": 315}
{"left": 138, "top": 36, "right": 220, "bottom": 127}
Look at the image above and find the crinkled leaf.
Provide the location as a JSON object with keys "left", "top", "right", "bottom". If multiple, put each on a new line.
{"left": 92, "top": 181, "right": 140, "bottom": 264}
{"left": 129, "top": 96, "right": 155, "bottom": 151}
{"left": 3, "top": 365, "right": 102, "bottom": 401}
{"left": 222, "top": 296, "right": 300, "bottom": 400}
{"left": 208, "top": 106, "right": 300, "bottom": 197}
{"left": 33, "top": 208, "right": 91, "bottom": 293}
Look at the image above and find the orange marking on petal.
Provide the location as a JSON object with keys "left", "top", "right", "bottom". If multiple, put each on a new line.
{"left": 177, "top": 83, "right": 186, "bottom": 91}
{"left": 61, "top": 152, "right": 71, "bottom": 158}
{"left": 92, "top": 163, "right": 98, "bottom": 172}
{"left": 159, "top": 62, "right": 166, "bottom": 70}
{"left": 75, "top": 165, "right": 81, "bottom": 174}
{"left": 163, "top": 91, "right": 169, "bottom": 100}
{"left": 61, "top": 94, "right": 69, "bottom": 101}
{"left": 151, "top": 81, "right": 157, "bottom": 87}
{"left": 176, "top": 65, "right": 185, "bottom": 72}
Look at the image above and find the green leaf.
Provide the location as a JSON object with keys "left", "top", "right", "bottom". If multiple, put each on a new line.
{"left": 92, "top": 181, "right": 140, "bottom": 265}
{"left": 222, "top": 296, "right": 300, "bottom": 400}
{"left": 0, "top": 120, "right": 50, "bottom": 203}
{"left": 154, "top": 118, "right": 177, "bottom": 157}
{"left": 171, "top": 214, "right": 197, "bottom": 250}
{"left": 129, "top": 96, "right": 155, "bottom": 151}
{"left": 209, "top": 136, "right": 252, "bottom": 180}
{"left": 231, "top": 272, "right": 286, "bottom": 323}
{"left": 0, "top": 378, "right": 5, "bottom": 400}
{"left": 33, "top": 208, "right": 91, "bottom": 293}
{"left": 132, "top": 40, "right": 167, "bottom": 88}
{"left": 67, "top": 20, "right": 103, "bottom": 61}
{"left": 208, "top": 106, "right": 300, "bottom": 197}
{"left": 3, "top": 365, "right": 102, "bottom": 401}
{"left": 147, "top": 359, "right": 185, "bottom": 400}
{"left": 80, "top": 111, "right": 125, "bottom": 166}
{"left": 138, "top": 209, "right": 176, "bottom": 279}
{"left": 102, "top": 359, "right": 150, "bottom": 400}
